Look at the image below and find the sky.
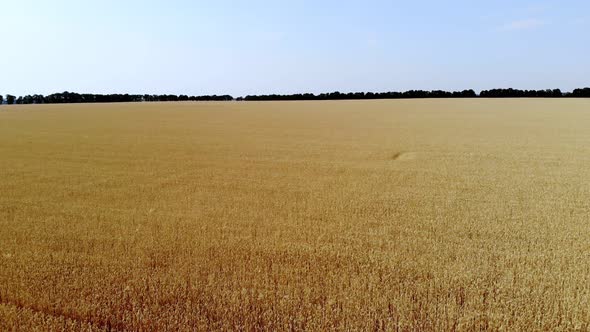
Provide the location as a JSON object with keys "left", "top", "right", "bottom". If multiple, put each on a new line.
{"left": 1, "top": 0, "right": 589, "bottom": 97}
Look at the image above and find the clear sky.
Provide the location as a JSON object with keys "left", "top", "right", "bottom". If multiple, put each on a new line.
{"left": 1, "top": 0, "right": 588, "bottom": 97}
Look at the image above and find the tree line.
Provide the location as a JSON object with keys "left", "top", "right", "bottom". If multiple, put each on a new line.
{"left": 0, "top": 92, "right": 233, "bottom": 105}
{"left": 242, "top": 88, "right": 590, "bottom": 101}
{"left": 1, "top": 88, "right": 589, "bottom": 104}
{"left": 241, "top": 90, "right": 477, "bottom": 101}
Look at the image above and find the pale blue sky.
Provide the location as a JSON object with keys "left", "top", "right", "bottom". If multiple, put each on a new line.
{"left": 1, "top": 0, "right": 588, "bottom": 96}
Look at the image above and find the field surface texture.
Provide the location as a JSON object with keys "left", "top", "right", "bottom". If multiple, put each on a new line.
{"left": 1, "top": 100, "right": 590, "bottom": 331}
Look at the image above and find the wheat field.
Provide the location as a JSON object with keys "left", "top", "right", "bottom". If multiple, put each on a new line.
{"left": 1, "top": 99, "right": 590, "bottom": 331}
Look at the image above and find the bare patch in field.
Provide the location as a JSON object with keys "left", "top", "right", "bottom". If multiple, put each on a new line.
{"left": 391, "top": 152, "right": 418, "bottom": 161}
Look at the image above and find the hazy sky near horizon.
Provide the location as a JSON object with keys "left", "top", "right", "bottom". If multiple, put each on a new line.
{"left": 2, "top": 0, "right": 589, "bottom": 96}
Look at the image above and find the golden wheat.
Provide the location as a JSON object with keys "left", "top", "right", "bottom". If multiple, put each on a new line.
{"left": 1, "top": 99, "right": 590, "bottom": 331}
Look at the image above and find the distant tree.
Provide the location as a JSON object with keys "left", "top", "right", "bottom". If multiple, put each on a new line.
{"left": 462, "top": 89, "right": 477, "bottom": 98}
{"left": 572, "top": 88, "right": 590, "bottom": 98}
{"left": 0, "top": 95, "right": 3, "bottom": 105}
{"left": 15, "top": 96, "right": 23, "bottom": 104}
{"left": 6, "top": 95, "right": 15, "bottom": 104}
{"left": 32, "top": 94, "right": 45, "bottom": 104}
{"left": 22, "top": 95, "right": 34, "bottom": 104}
